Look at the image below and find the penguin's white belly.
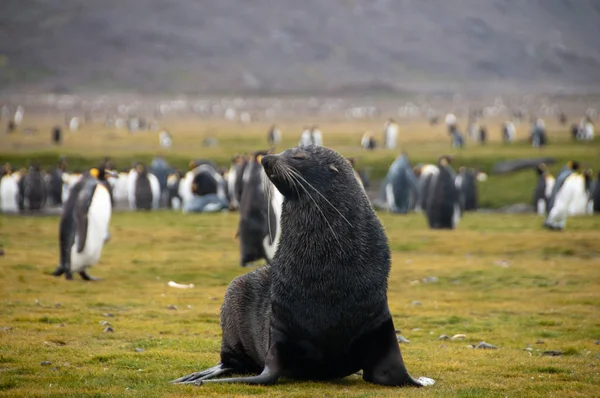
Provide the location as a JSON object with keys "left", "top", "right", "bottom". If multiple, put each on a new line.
{"left": 148, "top": 173, "right": 161, "bottom": 209}
{"left": 0, "top": 176, "right": 19, "bottom": 213}
{"left": 113, "top": 175, "right": 129, "bottom": 207}
{"left": 568, "top": 193, "right": 589, "bottom": 216}
{"left": 70, "top": 186, "right": 112, "bottom": 272}
{"left": 262, "top": 185, "right": 284, "bottom": 260}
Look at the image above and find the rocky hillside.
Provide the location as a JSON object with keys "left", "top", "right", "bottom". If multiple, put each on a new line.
{"left": 2, "top": 0, "right": 600, "bottom": 94}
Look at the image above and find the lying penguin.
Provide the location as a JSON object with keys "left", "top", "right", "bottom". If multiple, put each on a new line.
{"left": 52, "top": 166, "right": 117, "bottom": 281}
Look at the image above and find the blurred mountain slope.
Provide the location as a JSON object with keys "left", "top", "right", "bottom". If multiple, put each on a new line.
{"left": 1, "top": 0, "right": 600, "bottom": 94}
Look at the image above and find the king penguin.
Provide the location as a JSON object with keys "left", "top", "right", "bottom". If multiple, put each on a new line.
{"left": 52, "top": 166, "right": 117, "bottom": 280}
{"left": 544, "top": 161, "right": 585, "bottom": 230}
{"left": 128, "top": 163, "right": 160, "bottom": 210}
{"left": 533, "top": 163, "right": 556, "bottom": 215}
{"left": 1, "top": 163, "right": 21, "bottom": 213}
{"left": 424, "top": 156, "right": 461, "bottom": 229}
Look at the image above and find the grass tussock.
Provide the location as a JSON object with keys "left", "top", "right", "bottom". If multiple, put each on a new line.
{"left": 1, "top": 211, "right": 599, "bottom": 397}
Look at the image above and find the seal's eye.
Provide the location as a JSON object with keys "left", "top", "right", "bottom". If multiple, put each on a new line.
{"left": 292, "top": 151, "right": 307, "bottom": 160}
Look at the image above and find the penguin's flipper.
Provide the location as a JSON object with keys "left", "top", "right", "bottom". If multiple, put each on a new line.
{"left": 75, "top": 181, "right": 97, "bottom": 253}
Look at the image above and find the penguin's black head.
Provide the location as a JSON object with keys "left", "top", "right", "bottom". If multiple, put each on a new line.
{"left": 135, "top": 162, "right": 146, "bottom": 174}
{"left": 58, "top": 156, "right": 68, "bottom": 170}
{"left": 536, "top": 163, "right": 547, "bottom": 176}
{"left": 1, "top": 163, "right": 12, "bottom": 176}
{"left": 570, "top": 161, "right": 580, "bottom": 171}
{"left": 439, "top": 155, "right": 453, "bottom": 167}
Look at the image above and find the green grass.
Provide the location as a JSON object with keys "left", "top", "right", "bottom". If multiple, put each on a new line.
{"left": 1, "top": 211, "right": 599, "bottom": 397}
{"left": 1, "top": 117, "right": 599, "bottom": 208}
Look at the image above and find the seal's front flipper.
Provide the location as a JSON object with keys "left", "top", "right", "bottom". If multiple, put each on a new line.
{"left": 171, "top": 364, "right": 234, "bottom": 384}
{"left": 360, "top": 319, "right": 434, "bottom": 387}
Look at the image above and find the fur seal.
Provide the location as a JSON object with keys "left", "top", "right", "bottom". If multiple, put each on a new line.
{"left": 172, "top": 145, "right": 434, "bottom": 388}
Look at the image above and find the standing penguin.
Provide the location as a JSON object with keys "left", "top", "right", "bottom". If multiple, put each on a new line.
{"left": 166, "top": 170, "right": 185, "bottom": 210}
{"left": 19, "top": 164, "right": 47, "bottom": 211}
{"left": 424, "top": 156, "right": 461, "bottom": 229}
{"left": 455, "top": 167, "right": 480, "bottom": 211}
{"left": 299, "top": 127, "right": 312, "bottom": 147}
{"left": 267, "top": 125, "right": 281, "bottom": 146}
{"left": 1, "top": 164, "right": 20, "bottom": 213}
{"left": 128, "top": 163, "right": 160, "bottom": 210}
{"left": 544, "top": 161, "right": 585, "bottom": 230}
{"left": 237, "top": 150, "right": 283, "bottom": 266}
{"left": 46, "top": 157, "right": 68, "bottom": 206}
{"left": 227, "top": 154, "right": 249, "bottom": 211}
{"left": 568, "top": 168, "right": 593, "bottom": 216}
{"left": 51, "top": 126, "right": 62, "bottom": 145}
{"left": 591, "top": 171, "right": 600, "bottom": 214}
{"left": 533, "top": 163, "right": 556, "bottom": 215}
{"left": 52, "top": 167, "right": 117, "bottom": 280}
{"left": 383, "top": 118, "right": 398, "bottom": 150}
{"left": 413, "top": 163, "right": 440, "bottom": 212}
{"left": 149, "top": 156, "right": 173, "bottom": 207}
{"left": 379, "top": 153, "right": 418, "bottom": 214}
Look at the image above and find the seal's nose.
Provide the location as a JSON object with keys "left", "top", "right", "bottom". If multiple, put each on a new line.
{"left": 261, "top": 154, "right": 275, "bottom": 175}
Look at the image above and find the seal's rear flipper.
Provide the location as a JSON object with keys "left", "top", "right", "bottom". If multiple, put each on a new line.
{"left": 171, "top": 364, "right": 234, "bottom": 384}
{"left": 193, "top": 366, "right": 279, "bottom": 386}
{"left": 360, "top": 319, "right": 434, "bottom": 387}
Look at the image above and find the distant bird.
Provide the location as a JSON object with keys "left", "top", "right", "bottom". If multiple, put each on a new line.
{"left": 299, "top": 127, "right": 312, "bottom": 147}
{"left": 383, "top": 118, "right": 398, "bottom": 150}
{"left": 445, "top": 113, "right": 457, "bottom": 133}
{"left": 1, "top": 163, "right": 20, "bottom": 213}
{"left": 533, "top": 163, "right": 555, "bottom": 215}
{"left": 19, "top": 164, "right": 47, "bottom": 211}
{"left": 128, "top": 163, "right": 161, "bottom": 210}
{"left": 558, "top": 112, "right": 568, "bottom": 125}
{"left": 46, "top": 157, "right": 69, "bottom": 206}
{"left": 544, "top": 161, "right": 585, "bottom": 230}
{"left": 13, "top": 105, "right": 24, "bottom": 125}
{"left": 530, "top": 119, "right": 547, "bottom": 148}
{"left": 69, "top": 117, "right": 80, "bottom": 132}
{"left": 267, "top": 125, "right": 281, "bottom": 146}
{"left": 311, "top": 126, "right": 323, "bottom": 146}
{"left": 361, "top": 131, "right": 377, "bottom": 150}
{"left": 379, "top": 153, "right": 417, "bottom": 214}
{"left": 592, "top": 171, "right": 600, "bottom": 214}
{"left": 159, "top": 130, "right": 172, "bottom": 148}
{"left": 478, "top": 126, "right": 487, "bottom": 145}
{"left": 502, "top": 121, "right": 516, "bottom": 142}
{"left": 449, "top": 125, "right": 464, "bottom": 148}
{"left": 52, "top": 126, "right": 62, "bottom": 145}
{"left": 424, "top": 156, "right": 461, "bottom": 229}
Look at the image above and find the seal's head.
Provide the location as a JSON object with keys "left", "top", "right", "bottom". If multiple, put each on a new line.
{"left": 261, "top": 145, "right": 358, "bottom": 201}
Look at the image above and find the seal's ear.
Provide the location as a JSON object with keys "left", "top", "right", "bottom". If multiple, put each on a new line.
{"left": 329, "top": 164, "right": 339, "bottom": 173}
{"left": 346, "top": 157, "right": 356, "bottom": 167}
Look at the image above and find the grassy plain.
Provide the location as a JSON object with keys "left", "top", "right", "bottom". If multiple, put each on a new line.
{"left": 1, "top": 211, "right": 599, "bottom": 397}
{"left": 1, "top": 115, "right": 600, "bottom": 397}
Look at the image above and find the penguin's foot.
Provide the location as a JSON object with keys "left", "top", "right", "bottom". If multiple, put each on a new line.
{"left": 51, "top": 266, "right": 65, "bottom": 277}
{"left": 543, "top": 222, "right": 563, "bottom": 231}
{"left": 79, "top": 271, "right": 102, "bottom": 281}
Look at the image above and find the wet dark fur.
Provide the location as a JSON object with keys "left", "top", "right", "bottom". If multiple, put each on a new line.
{"left": 174, "top": 146, "right": 426, "bottom": 387}
{"left": 236, "top": 151, "right": 273, "bottom": 266}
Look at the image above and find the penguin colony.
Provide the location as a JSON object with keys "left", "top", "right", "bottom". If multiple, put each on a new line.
{"left": 1, "top": 110, "right": 598, "bottom": 283}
